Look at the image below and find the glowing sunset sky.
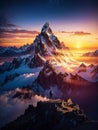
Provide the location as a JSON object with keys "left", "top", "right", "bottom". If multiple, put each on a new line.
{"left": 0, "top": 0, "right": 97, "bottom": 50}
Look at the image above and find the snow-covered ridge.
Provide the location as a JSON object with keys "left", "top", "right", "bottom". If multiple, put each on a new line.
{"left": 74, "top": 63, "right": 98, "bottom": 82}
{"left": 0, "top": 44, "right": 32, "bottom": 57}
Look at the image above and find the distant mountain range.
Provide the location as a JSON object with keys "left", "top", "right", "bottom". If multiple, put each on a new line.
{"left": 83, "top": 50, "right": 98, "bottom": 57}
{"left": 0, "top": 44, "right": 33, "bottom": 57}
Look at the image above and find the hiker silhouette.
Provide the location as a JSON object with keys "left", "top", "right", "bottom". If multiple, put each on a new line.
{"left": 49, "top": 90, "right": 53, "bottom": 98}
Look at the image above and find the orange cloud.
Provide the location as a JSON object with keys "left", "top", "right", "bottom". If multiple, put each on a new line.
{"left": 59, "top": 31, "right": 91, "bottom": 36}
{"left": 0, "top": 28, "right": 38, "bottom": 47}
{"left": 0, "top": 29, "right": 39, "bottom": 38}
{"left": 74, "top": 31, "right": 91, "bottom": 36}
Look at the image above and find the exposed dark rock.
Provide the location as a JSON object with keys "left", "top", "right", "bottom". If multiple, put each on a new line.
{"left": 28, "top": 53, "right": 45, "bottom": 68}
{"left": 0, "top": 57, "right": 23, "bottom": 73}
{"left": 2, "top": 99, "right": 97, "bottom": 130}
{"left": 12, "top": 87, "right": 34, "bottom": 99}
{"left": 12, "top": 57, "right": 22, "bottom": 68}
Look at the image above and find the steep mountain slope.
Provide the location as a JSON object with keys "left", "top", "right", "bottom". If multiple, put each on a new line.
{"left": 33, "top": 22, "right": 61, "bottom": 56}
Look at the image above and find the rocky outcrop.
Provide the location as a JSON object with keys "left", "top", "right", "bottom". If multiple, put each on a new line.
{"left": 2, "top": 99, "right": 97, "bottom": 130}
{"left": 28, "top": 53, "right": 46, "bottom": 68}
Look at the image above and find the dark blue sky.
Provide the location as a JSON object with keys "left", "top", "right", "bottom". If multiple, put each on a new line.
{"left": 0, "top": 0, "right": 97, "bottom": 31}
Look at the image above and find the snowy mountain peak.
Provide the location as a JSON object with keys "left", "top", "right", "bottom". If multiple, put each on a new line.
{"left": 41, "top": 22, "right": 53, "bottom": 35}
{"left": 33, "top": 22, "right": 62, "bottom": 56}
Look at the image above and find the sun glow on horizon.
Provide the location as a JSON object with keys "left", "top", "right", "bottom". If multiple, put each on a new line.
{"left": 76, "top": 44, "right": 81, "bottom": 49}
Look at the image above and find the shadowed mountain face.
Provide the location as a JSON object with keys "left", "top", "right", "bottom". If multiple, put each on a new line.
{"left": 1, "top": 99, "right": 98, "bottom": 130}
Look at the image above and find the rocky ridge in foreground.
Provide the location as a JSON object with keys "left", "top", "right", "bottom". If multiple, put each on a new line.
{"left": 1, "top": 99, "right": 98, "bottom": 130}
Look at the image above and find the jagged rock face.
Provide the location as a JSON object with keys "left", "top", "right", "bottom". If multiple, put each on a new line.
{"left": 37, "top": 61, "right": 57, "bottom": 89}
{"left": 12, "top": 57, "right": 22, "bottom": 68}
{"left": 33, "top": 23, "right": 61, "bottom": 56}
{"left": 0, "top": 53, "right": 45, "bottom": 73}
{"left": 28, "top": 53, "right": 45, "bottom": 68}
{"left": 0, "top": 57, "right": 23, "bottom": 73}
{"left": 41, "top": 22, "right": 53, "bottom": 35}
{"left": 41, "top": 23, "right": 61, "bottom": 48}
{"left": 2, "top": 99, "right": 94, "bottom": 130}
{"left": 36, "top": 61, "right": 70, "bottom": 91}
